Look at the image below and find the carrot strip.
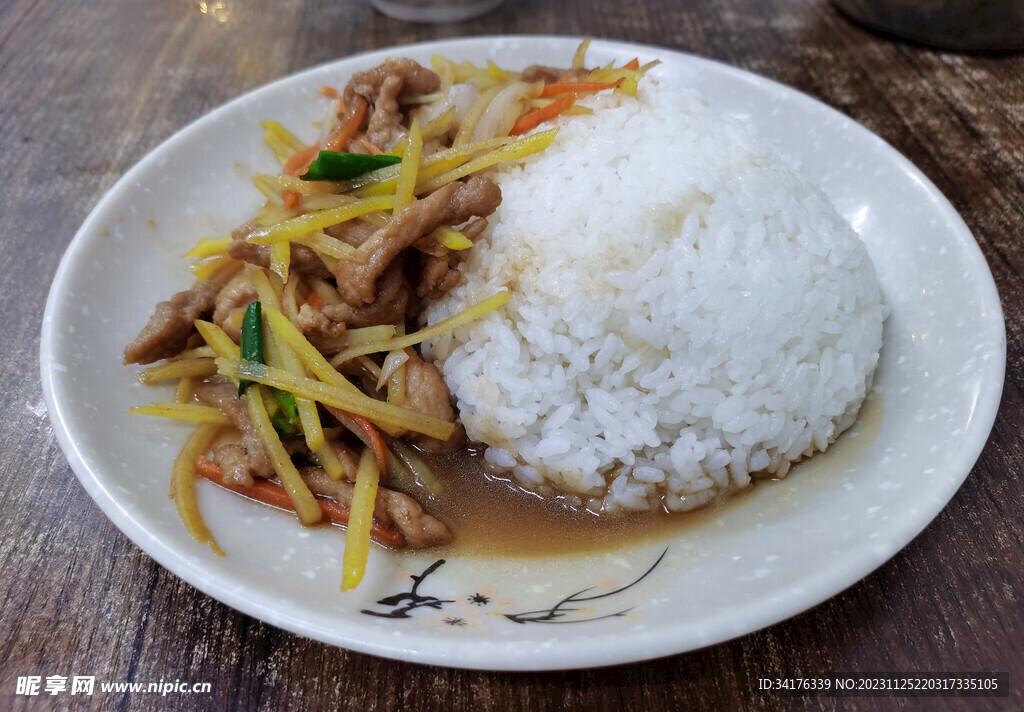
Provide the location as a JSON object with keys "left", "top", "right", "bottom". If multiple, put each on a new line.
{"left": 540, "top": 80, "right": 622, "bottom": 97}
{"left": 282, "top": 189, "right": 300, "bottom": 210}
{"left": 623, "top": 58, "right": 640, "bottom": 70}
{"left": 194, "top": 457, "right": 405, "bottom": 548}
{"left": 347, "top": 412, "right": 389, "bottom": 473}
{"left": 319, "top": 85, "right": 342, "bottom": 100}
{"left": 305, "top": 291, "right": 326, "bottom": 309}
{"left": 324, "top": 95, "right": 367, "bottom": 152}
{"left": 510, "top": 95, "right": 575, "bottom": 135}
{"left": 283, "top": 144, "right": 320, "bottom": 176}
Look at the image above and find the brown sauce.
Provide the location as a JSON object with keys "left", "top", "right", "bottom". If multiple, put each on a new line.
{"left": 410, "top": 448, "right": 753, "bottom": 558}
{"left": 407, "top": 389, "right": 883, "bottom": 559}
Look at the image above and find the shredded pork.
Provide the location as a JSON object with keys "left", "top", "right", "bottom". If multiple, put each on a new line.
{"left": 194, "top": 377, "right": 274, "bottom": 487}
{"left": 333, "top": 176, "right": 501, "bottom": 306}
{"left": 299, "top": 466, "right": 452, "bottom": 548}
{"left": 123, "top": 268, "right": 233, "bottom": 365}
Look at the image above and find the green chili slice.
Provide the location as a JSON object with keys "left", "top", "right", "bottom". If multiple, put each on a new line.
{"left": 238, "top": 301, "right": 263, "bottom": 395}
{"left": 300, "top": 151, "right": 401, "bottom": 182}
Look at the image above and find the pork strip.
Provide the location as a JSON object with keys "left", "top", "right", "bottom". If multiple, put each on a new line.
{"left": 123, "top": 268, "right": 234, "bottom": 365}
{"left": 402, "top": 352, "right": 466, "bottom": 454}
{"left": 415, "top": 216, "right": 489, "bottom": 300}
{"left": 227, "top": 235, "right": 333, "bottom": 281}
{"left": 520, "top": 65, "right": 590, "bottom": 83}
{"left": 297, "top": 262, "right": 410, "bottom": 348}
{"left": 194, "top": 377, "right": 274, "bottom": 487}
{"left": 299, "top": 466, "right": 451, "bottom": 548}
{"left": 333, "top": 176, "right": 501, "bottom": 306}
{"left": 344, "top": 58, "right": 441, "bottom": 152}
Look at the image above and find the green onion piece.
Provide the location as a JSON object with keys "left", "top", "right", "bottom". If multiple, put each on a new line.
{"left": 238, "top": 300, "right": 301, "bottom": 437}
{"left": 269, "top": 389, "right": 301, "bottom": 438}
{"left": 270, "top": 410, "right": 300, "bottom": 438}
{"left": 300, "top": 151, "right": 401, "bottom": 182}
{"left": 238, "top": 301, "right": 263, "bottom": 395}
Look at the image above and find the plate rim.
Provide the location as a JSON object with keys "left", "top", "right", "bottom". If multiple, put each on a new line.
{"left": 40, "top": 35, "right": 1006, "bottom": 670}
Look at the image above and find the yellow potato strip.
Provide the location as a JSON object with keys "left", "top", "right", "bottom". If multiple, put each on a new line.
{"left": 291, "top": 231, "right": 365, "bottom": 262}
{"left": 130, "top": 402, "right": 233, "bottom": 425}
{"left": 394, "top": 118, "right": 422, "bottom": 213}
{"left": 260, "top": 120, "right": 306, "bottom": 153}
{"left": 316, "top": 442, "right": 346, "bottom": 480}
{"left": 170, "top": 423, "right": 225, "bottom": 556}
{"left": 417, "top": 130, "right": 558, "bottom": 193}
{"left": 216, "top": 357, "right": 455, "bottom": 440}
{"left": 244, "top": 386, "right": 322, "bottom": 525}
{"left": 138, "top": 359, "right": 218, "bottom": 385}
{"left": 184, "top": 236, "right": 232, "bottom": 259}
{"left": 342, "top": 448, "right": 379, "bottom": 591}
{"left": 253, "top": 174, "right": 285, "bottom": 204}
{"left": 174, "top": 377, "right": 193, "bottom": 403}
{"left": 189, "top": 254, "right": 236, "bottom": 281}
{"left": 269, "top": 241, "right": 290, "bottom": 282}
{"left": 276, "top": 174, "right": 347, "bottom": 195}
{"left": 169, "top": 345, "right": 217, "bottom": 361}
{"left": 194, "top": 320, "right": 241, "bottom": 359}
{"left": 266, "top": 308, "right": 386, "bottom": 386}
{"left": 432, "top": 226, "right": 473, "bottom": 250}
{"left": 330, "top": 291, "right": 511, "bottom": 365}
{"left": 246, "top": 195, "right": 395, "bottom": 245}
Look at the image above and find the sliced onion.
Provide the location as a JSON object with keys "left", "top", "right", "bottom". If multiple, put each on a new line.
{"left": 471, "top": 82, "right": 542, "bottom": 142}
{"left": 415, "top": 83, "right": 480, "bottom": 130}
{"left": 376, "top": 350, "right": 411, "bottom": 391}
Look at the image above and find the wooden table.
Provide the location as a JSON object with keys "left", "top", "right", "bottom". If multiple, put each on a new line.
{"left": 2, "top": 0, "right": 1021, "bottom": 709}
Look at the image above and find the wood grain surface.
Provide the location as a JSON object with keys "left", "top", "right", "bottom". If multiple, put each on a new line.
{"left": 1, "top": 0, "right": 1021, "bottom": 710}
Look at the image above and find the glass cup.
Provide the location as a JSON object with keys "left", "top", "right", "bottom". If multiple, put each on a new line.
{"left": 370, "top": 0, "right": 506, "bottom": 23}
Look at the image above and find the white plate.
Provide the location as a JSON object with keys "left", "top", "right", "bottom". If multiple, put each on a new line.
{"left": 41, "top": 37, "right": 1005, "bottom": 670}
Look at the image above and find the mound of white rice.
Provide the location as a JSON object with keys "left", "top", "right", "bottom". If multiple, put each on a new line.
{"left": 422, "top": 83, "right": 885, "bottom": 513}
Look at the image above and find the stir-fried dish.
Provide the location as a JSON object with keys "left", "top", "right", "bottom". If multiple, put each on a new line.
{"left": 125, "top": 42, "right": 652, "bottom": 589}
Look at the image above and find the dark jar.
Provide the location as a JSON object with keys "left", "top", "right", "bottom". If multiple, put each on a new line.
{"left": 831, "top": 0, "right": 1024, "bottom": 52}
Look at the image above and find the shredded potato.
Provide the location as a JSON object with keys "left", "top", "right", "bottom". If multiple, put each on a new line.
{"left": 269, "top": 241, "right": 290, "bottom": 282}
{"left": 316, "top": 441, "right": 347, "bottom": 480}
{"left": 330, "top": 291, "right": 511, "bottom": 365}
{"left": 245, "top": 385, "right": 322, "bottom": 525}
{"left": 188, "top": 254, "right": 236, "bottom": 281}
{"left": 217, "top": 357, "right": 457, "bottom": 440}
{"left": 432, "top": 226, "right": 473, "bottom": 250}
{"left": 170, "top": 424, "right": 225, "bottom": 556}
{"left": 174, "top": 377, "right": 193, "bottom": 403}
{"left": 291, "top": 230, "right": 366, "bottom": 262}
{"left": 138, "top": 358, "right": 218, "bottom": 385}
{"left": 184, "top": 236, "right": 232, "bottom": 259}
{"left": 246, "top": 195, "right": 395, "bottom": 245}
{"left": 195, "top": 320, "right": 241, "bottom": 359}
{"left": 393, "top": 118, "right": 422, "bottom": 213}
{"left": 341, "top": 448, "right": 379, "bottom": 590}
{"left": 417, "top": 130, "right": 557, "bottom": 193}
{"left": 130, "top": 402, "right": 233, "bottom": 425}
